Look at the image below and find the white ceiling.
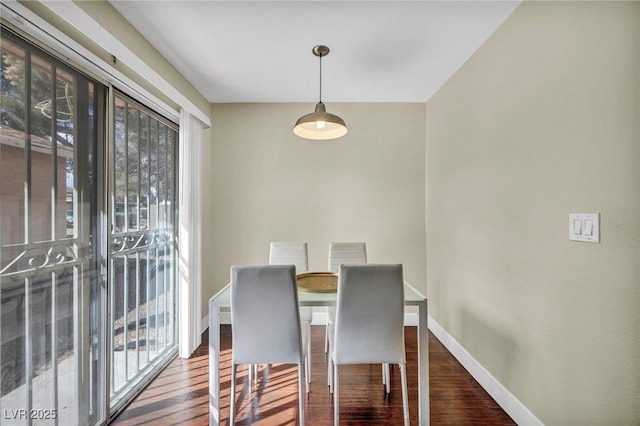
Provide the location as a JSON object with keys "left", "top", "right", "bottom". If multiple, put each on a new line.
{"left": 109, "top": 1, "right": 520, "bottom": 103}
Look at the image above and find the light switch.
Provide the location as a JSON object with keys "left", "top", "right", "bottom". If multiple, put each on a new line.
{"left": 569, "top": 213, "right": 600, "bottom": 243}
{"left": 573, "top": 219, "right": 582, "bottom": 234}
{"left": 584, "top": 220, "right": 593, "bottom": 235}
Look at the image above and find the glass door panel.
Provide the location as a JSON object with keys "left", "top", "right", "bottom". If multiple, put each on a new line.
{"left": 1, "top": 29, "right": 106, "bottom": 426}
{"left": 109, "top": 93, "right": 178, "bottom": 411}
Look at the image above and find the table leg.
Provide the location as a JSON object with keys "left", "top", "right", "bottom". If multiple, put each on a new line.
{"left": 209, "top": 301, "right": 221, "bottom": 425}
{"left": 418, "top": 300, "right": 430, "bottom": 425}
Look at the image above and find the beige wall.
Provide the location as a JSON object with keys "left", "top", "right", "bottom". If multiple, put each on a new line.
{"left": 426, "top": 2, "right": 639, "bottom": 425}
{"left": 205, "top": 103, "right": 426, "bottom": 314}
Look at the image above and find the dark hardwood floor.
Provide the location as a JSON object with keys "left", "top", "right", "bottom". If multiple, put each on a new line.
{"left": 112, "top": 325, "right": 516, "bottom": 425}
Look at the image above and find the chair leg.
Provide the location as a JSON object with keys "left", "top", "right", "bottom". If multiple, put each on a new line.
{"left": 328, "top": 356, "right": 333, "bottom": 393}
{"left": 298, "top": 363, "right": 305, "bottom": 426}
{"left": 324, "top": 324, "right": 329, "bottom": 353}
{"left": 254, "top": 364, "right": 258, "bottom": 385}
{"left": 384, "top": 363, "right": 390, "bottom": 394}
{"left": 230, "top": 364, "right": 237, "bottom": 425}
{"left": 306, "top": 339, "right": 312, "bottom": 386}
{"left": 399, "top": 363, "right": 409, "bottom": 426}
{"left": 304, "top": 355, "right": 311, "bottom": 393}
{"left": 333, "top": 364, "right": 339, "bottom": 426}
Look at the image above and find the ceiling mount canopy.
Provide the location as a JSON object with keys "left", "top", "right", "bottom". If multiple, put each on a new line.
{"left": 293, "top": 45, "right": 348, "bottom": 140}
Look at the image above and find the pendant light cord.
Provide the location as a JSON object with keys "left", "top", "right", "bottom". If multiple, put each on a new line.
{"left": 319, "top": 52, "right": 323, "bottom": 103}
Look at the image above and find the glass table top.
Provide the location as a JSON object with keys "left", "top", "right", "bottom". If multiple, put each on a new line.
{"left": 210, "top": 274, "right": 426, "bottom": 307}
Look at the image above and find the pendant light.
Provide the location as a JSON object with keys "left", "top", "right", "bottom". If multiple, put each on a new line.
{"left": 293, "top": 45, "right": 348, "bottom": 140}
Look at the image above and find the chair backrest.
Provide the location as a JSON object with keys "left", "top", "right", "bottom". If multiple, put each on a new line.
{"left": 269, "top": 242, "right": 309, "bottom": 274}
{"left": 333, "top": 264, "right": 405, "bottom": 365}
{"left": 328, "top": 242, "right": 367, "bottom": 273}
{"left": 230, "top": 265, "right": 303, "bottom": 364}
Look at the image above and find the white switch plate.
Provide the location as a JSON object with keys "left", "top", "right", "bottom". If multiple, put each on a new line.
{"left": 569, "top": 213, "right": 599, "bottom": 243}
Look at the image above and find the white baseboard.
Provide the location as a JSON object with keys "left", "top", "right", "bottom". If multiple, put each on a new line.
{"left": 201, "top": 312, "right": 230, "bottom": 331}
{"left": 404, "top": 312, "right": 419, "bottom": 326}
{"left": 200, "top": 311, "right": 420, "bottom": 331}
{"left": 311, "top": 312, "right": 327, "bottom": 326}
{"left": 201, "top": 314, "right": 209, "bottom": 332}
{"left": 313, "top": 312, "right": 419, "bottom": 326}
{"left": 427, "top": 315, "right": 544, "bottom": 426}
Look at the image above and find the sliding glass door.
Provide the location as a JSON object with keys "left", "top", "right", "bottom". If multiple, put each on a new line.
{"left": 109, "top": 93, "right": 178, "bottom": 412}
{"left": 1, "top": 28, "right": 107, "bottom": 425}
{"left": 1, "top": 27, "right": 179, "bottom": 425}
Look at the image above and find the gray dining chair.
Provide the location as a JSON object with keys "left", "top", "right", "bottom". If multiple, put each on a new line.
{"left": 269, "top": 241, "right": 312, "bottom": 324}
{"left": 326, "top": 242, "right": 367, "bottom": 385}
{"left": 326, "top": 241, "right": 367, "bottom": 345}
{"left": 331, "top": 264, "right": 409, "bottom": 426}
{"left": 229, "top": 265, "right": 309, "bottom": 425}
{"left": 269, "top": 242, "right": 312, "bottom": 382}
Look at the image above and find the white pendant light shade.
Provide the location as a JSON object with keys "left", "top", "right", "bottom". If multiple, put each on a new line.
{"left": 293, "top": 102, "right": 348, "bottom": 140}
{"left": 294, "top": 45, "right": 347, "bottom": 141}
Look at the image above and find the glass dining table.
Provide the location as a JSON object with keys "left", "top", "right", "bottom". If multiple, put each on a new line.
{"left": 208, "top": 274, "right": 430, "bottom": 425}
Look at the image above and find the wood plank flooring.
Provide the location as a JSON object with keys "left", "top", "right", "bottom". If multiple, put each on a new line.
{"left": 112, "top": 325, "right": 516, "bottom": 425}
